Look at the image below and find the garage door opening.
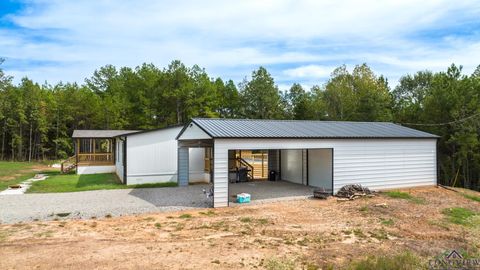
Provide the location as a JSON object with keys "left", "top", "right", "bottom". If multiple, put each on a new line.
{"left": 228, "top": 148, "right": 333, "bottom": 204}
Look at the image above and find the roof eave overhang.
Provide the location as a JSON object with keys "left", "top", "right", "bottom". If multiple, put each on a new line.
{"left": 175, "top": 120, "right": 215, "bottom": 140}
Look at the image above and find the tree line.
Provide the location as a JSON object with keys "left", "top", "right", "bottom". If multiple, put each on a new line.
{"left": 0, "top": 59, "right": 479, "bottom": 190}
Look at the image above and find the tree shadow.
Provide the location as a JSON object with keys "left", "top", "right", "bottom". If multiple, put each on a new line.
{"left": 75, "top": 173, "right": 120, "bottom": 188}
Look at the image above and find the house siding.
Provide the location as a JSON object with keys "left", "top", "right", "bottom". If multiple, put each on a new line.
{"left": 212, "top": 138, "right": 436, "bottom": 207}
{"left": 125, "top": 127, "right": 207, "bottom": 185}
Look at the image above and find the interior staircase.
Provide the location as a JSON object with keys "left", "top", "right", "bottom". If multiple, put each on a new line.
{"left": 234, "top": 154, "right": 268, "bottom": 181}
{"left": 236, "top": 158, "right": 254, "bottom": 180}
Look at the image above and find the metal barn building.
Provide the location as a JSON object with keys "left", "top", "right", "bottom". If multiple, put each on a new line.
{"left": 71, "top": 118, "right": 438, "bottom": 208}
{"left": 176, "top": 119, "right": 438, "bottom": 207}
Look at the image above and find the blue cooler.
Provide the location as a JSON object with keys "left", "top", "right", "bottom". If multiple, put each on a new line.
{"left": 236, "top": 193, "right": 251, "bottom": 203}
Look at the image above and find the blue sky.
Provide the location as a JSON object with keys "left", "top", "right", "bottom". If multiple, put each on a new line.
{"left": 1, "top": 0, "right": 480, "bottom": 90}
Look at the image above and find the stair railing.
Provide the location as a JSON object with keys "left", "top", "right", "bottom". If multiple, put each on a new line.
{"left": 236, "top": 157, "right": 254, "bottom": 180}
{"left": 61, "top": 155, "right": 77, "bottom": 173}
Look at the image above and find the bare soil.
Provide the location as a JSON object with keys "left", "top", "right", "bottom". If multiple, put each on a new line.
{"left": 0, "top": 186, "right": 479, "bottom": 269}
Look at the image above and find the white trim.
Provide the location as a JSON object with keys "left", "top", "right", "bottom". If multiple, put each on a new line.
{"left": 177, "top": 122, "right": 212, "bottom": 140}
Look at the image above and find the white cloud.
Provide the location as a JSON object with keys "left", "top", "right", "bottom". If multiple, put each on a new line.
{"left": 283, "top": 65, "right": 333, "bottom": 79}
{"left": 0, "top": 0, "right": 479, "bottom": 85}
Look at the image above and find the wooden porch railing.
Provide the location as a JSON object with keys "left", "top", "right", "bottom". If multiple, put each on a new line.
{"left": 77, "top": 153, "right": 114, "bottom": 165}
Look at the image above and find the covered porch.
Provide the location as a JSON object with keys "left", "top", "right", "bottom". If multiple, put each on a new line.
{"left": 75, "top": 138, "right": 115, "bottom": 166}
{"left": 70, "top": 130, "right": 139, "bottom": 174}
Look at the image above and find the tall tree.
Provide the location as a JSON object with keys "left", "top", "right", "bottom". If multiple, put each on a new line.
{"left": 215, "top": 79, "right": 240, "bottom": 118}
{"left": 239, "top": 67, "right": 283, "bottom": 119}
{"left": 285, "top": 83, "right": 318, "bottom": 120}
{"left": 323, "top": 64, "right": 392, "bottom": 121}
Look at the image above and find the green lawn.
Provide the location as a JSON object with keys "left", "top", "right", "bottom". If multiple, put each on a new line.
{"left": 383, "top": 190, "right": 426, "bottom": 204}
{"left": 0, "top": 161, "right": 52, "bottom": 191}
{"left": 28, "top": 172, "right": 177, "bottom": 193}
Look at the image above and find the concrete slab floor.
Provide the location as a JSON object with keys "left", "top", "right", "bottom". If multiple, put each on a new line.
{"left": 228, "top": 180, "right": 315, "bottom": 203}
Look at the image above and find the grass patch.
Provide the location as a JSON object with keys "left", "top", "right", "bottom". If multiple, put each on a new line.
{"left": 380, "top": 218, "right": 394, "bottom": 226}
{"left": 257, "top": 218, "right": 269, "bottom": 225}
{"left": 154, "top": 223, "right": 162, "bottom": 228}
{"left": 384, "top": 191, "right": 426, "bottom": 204}
{"left": 353, "top": 229, "right": 366, "bottom": 238}
{"left": 297, "top": 238, "right": 309, "bottom": 246}
{"left": 442, "top": 207, "right": 479, "bottom": 226}
{"left": 28, "top": 172, "right": 176, "bottom": 193}
{"left": 265, "top": 257, "right": 295, "bottom": 270}
{"left": 199, "top": 210, "right": 216, "bottom": 216}
{"left": 0, "top": 161, "right": 53, "bottom": 190}
{"left": 369, "top": 228, "right": 389, "bottom": 240}
{"left": 359, "top": 206, "right": 369, "bottom": 213}
{"left": 348, "top": 251, "right": 422, "bottom": 270}
{"left": 239, "top": 217, "right": 252, "bottom": 223}
{"left": 384, "top": 191, "right": 413, "bottom": 199}
{"left": 463, "top": 193, "right": 480, "bottom": 202}
{"left": 179, "top": 214, "right": 192, "bottom": 219}
{"left": 34, "top": 230, "right": 54, "bottom": 238}
{"left": 238, "top": 217, "right": 269, "bottom": 225}
{"left": 0, "top": 230, "right": 12, "bottom": 242}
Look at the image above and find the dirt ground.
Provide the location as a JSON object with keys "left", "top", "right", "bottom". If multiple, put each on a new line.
{"left": 0, "top": 186, "right": 479, "bottom": 269}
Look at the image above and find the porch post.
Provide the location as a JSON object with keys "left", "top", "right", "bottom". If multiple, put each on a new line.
{"left": 76, "top": 139, "right": 79, "bottom": 165}
{"left": 178, "top": 147, "right": 189, "bottom": 186}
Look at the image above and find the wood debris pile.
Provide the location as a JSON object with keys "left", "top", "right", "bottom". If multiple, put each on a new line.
{"left": 335, "top": 184, "right": 375, "bottom": 201}
{"left": 313, "top": 188, "right": 331, "bottom": 199}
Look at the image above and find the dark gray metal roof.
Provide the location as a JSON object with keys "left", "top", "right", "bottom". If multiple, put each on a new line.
{"left": 190, "top": 118, "right": 439, "bottom": 139}
{"left": 72, "top": 130, "right": 140, "bottom": 138}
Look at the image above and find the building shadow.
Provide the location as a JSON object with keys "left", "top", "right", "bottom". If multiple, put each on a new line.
{"left": 127, "top": 184, "right": 213, "bottom": 208}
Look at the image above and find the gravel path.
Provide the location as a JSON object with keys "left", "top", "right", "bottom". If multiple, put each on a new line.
{"left": 0, "top": 185, "right": 211, "bottom": 224}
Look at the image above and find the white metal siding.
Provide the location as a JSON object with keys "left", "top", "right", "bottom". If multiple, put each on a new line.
{"left": 213, "top": 138, "right": 436, "bottom": 207}
{"left": 213, "top": 145, "right": 229, "bottom": 207}
{"left": 126, "top": 127, "right": 207, "bottom": 185}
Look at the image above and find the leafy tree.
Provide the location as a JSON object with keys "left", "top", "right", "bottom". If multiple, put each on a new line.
{"left": 215, "top": 79, "right": 240, "bottom": 118}
{"left": 392, "top": 71, "right": 433, "bottom": 123}
{"left": 323, "top": 64, "right": 392, "bottom": 121}
{"left": 239, "top": 67, "right": 283, "bottom": 119}
{"left": 285, "top": 83, "right": 317, "bottom": 120}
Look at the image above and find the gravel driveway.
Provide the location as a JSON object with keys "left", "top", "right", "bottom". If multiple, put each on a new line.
{"left": 0, "top": 185, "right": 212, "bottom": 224}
